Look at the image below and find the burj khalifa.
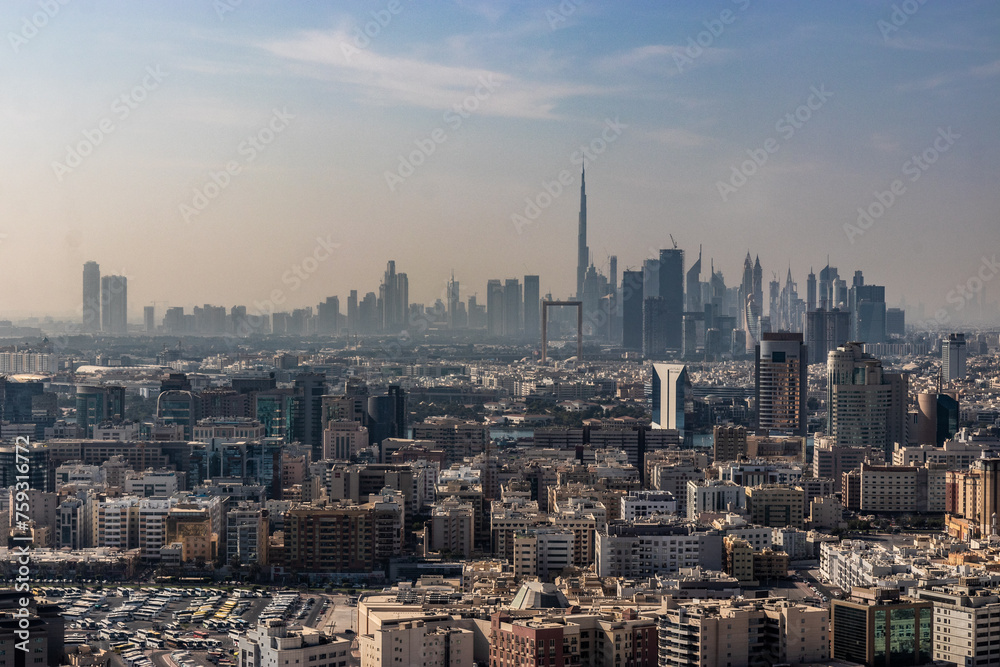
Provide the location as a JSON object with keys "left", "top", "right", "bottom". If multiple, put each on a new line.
{"left": 576, "top": 165, "right": 588, "bottom": 299}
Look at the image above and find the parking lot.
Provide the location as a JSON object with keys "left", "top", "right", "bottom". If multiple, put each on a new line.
{"left": 33, "top": 582, "right": 350, "bottom": 667}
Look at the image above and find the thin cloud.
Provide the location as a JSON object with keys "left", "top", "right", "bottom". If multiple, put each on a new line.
{"left": 595, "top": 43, "right": 736, "bottom": 75}
{"left": 261, "top": 30, "right": 604, "bottom": 119}
{"left": 896, "top": 57, "right": 1000, "bottom": 92}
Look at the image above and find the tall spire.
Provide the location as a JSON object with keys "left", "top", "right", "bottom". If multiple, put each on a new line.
{"left": 576, "top": 163, "right": 588, "bottom": 300}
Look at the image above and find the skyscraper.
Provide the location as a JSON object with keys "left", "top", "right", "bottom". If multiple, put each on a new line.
{"left": 144, "top": 305, "right": 155, "bottom": 333}
{"left": 317, "top": 297, "right": 340, "bottom": 335}
{"left": 827, "top": 342, "right": 908, "bottom": 459}
{"left": 806, "top": 308, "right": 851, "bottom": 365}
{"left": 650, "top": 363, "right": 692, "bottom": 443}
{"left": 658, "top": 248, "right": 684, "bottom": 351}
{"left": 380, "top": 261, "right": 408, "bottom": 332}
{"left": 806, "top": 268, "right": 817, "bottom": 313}
{"left": 849, "top": 282, "right": 886, "bottom": 344}
{"left": 740, "top": 251, "right": 754, "bottom": 318}
{"left": 76, "top": 384, "right": 126, "bottom": 438}
{"left": 503, "top": 278, "right": 522, "bottom": 338}
{"left": 447, "top": 273, "right": 460, "bottom": 329}
{"left": 818, "top": 264, "right": 839, "bottom": 310}
{"left": 755, "top": 333, "right": 808, "bottom": 436}
{"left": 943, "top": 333, "right": 967, "bottom": 381}
{"left": 347, "top": 290, "right": 358, "bottom": 333}
{"left": 686, "top": 246, "right": 702, "bottom": 314}
{"left": 885, "top": 308, "right": 905, "bottom": 337}
{"left": 752, "top": 255, "right": 763, "bottom": 316}
{"left": 82, "top": 261, "right": 101, "bottom": 332}
{"left": 621, "top": 269, "right": 644, "bottom": 350}
{"left": 577, "top": 165, "right": 588, "bottom": 300}
{"left": 486, "top": 279, "right": 504, "bottom": 337}
{"left": 642, "top": 296, "right": 668, "bottom": 358}
{"left": 523, "top": 275, "right": 540, "bottom": 340}
{"left": 100, "top": 274, "right": 127, "bottom": 334}
{"left": 293, "top": 373, "right": 326, "bottom": 460}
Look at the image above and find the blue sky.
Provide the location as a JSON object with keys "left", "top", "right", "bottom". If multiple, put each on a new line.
{"left": 2, "top": 0, "right": 999, "bottom": 323}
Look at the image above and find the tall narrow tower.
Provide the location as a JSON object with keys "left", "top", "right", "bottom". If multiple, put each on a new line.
{"left": 82, "top": 261, "right": 101, "bottom": 332}
{"left": 577, "top": 164, "right": 588, "bottom": 300}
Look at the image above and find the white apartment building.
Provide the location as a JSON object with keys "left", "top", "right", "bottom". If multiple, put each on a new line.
{"left": 620, "top": 490, "right": 678, "bottom": 520}
{"left": 917, "top": 580, "right": 1000, "bottom": 666}
{"left": 686, "top": 480, "right": 745, "bottom": 520}
{"left": 227, "top": 502, "right": 269, "bottom": 565}
{"left": 819, "top": 540, "right": 913, "bottom": 592}
{"left": 239, "top": 620, "right": 352, "bottom": 667}
{"left": 596, "top": 522, "right": 720, "bottom": 577}
{"left": 124, "top": 470, "right": 180, "bottom": 497}
{"left": 136, "top": 496, "right": 178, "bottom": 559}
{"left": 91, "top": 495, "right": 138, "bottom": 549}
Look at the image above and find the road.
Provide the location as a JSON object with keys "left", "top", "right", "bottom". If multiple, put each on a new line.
{"left": 303, "top": 596, "right": 324, "bottom": 628}
{"left": 151, "top": 650, "right": 174, "bottom": 667}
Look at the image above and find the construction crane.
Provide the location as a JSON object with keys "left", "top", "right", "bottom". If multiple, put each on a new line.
{"left": 669, "top": 234, "right": 678, "bottom": 249}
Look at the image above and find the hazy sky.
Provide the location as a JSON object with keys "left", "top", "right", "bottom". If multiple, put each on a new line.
{"left": 3, "top": 0, "right": 999, "bottom": 322}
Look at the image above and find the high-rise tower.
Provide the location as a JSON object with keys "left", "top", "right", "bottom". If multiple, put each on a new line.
{"left": 686, "top": 246, "right": 702, "bottom": 314}
{"left": 82, "top": 261, "right": 100, "bottom": 332}
{"left": 577, "top": 165, "right": 588, "bottom": 300}
{"left": 755, "top": 332, "right": 808, "bottom": 436}
{"left": 658, "top": 249, "right": 684, "bottom": 351}
{"left": 101, "top": 274, "right": 127, "bottom": 334}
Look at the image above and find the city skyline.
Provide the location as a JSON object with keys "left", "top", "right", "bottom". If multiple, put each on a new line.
{"left": 2, "top": 1, "right": 999, "bottom": 323}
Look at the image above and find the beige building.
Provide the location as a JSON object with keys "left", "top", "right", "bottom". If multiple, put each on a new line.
{"left": 91, "top": 495, "right": 138, "bottom": 549}
{"left": 723, "top": 536, "right": 756, "bottom": 584}
{"left": 359, "top": 619, "right": 472, "bottom": 667}
{"left": 546, "top": 502, "right": 599, "bottom": 567}
{"left": 744, "top": 485, "right": 805, "bottom": 529}
{"left": 323, "top": 420, "right": 369, "bottom": 460}
{"left": 892, "top": 439, "right": 986, "bottom": 469}
{"left": 657, "top": 598, "right": 829, "bottom": 667}
{"left": 9, "top": 488, "right": 57, "bottom": 539}
{"left": 512, "top": 528, "right": 574, "bottom": 580}
{"left": 166, "top": 503, "right": 217, "bottom": 563}
{"left": 426, "top": 497, "right": 474, "bottom": 559}
{"left": 490, "top": 498, "right": 543, "bottom": 562}
{"left": 857, "top": 462, "right": 947, "bottom": 513}
{"left": 809, "top": 496, "right": 845, "bottom": 531}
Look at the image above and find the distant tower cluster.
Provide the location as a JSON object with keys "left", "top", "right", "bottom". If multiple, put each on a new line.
{"left": 83, "top": 261, "right": 128, "bottom": 334}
